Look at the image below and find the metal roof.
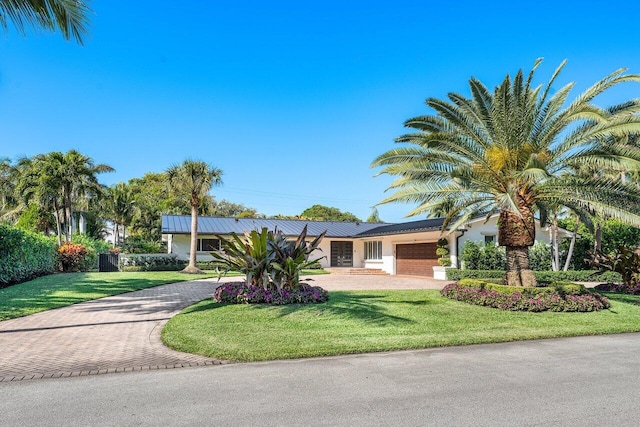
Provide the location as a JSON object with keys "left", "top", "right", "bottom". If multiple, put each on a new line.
{"left": 354, "top": 218, "right": 446, "bottom": 238}
{"left": 161, "top": 215, "right": 386, "bottom": 238}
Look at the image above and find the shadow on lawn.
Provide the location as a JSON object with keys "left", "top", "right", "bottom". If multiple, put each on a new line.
{"left": 187, "top": 292, "right": 421, "bottom": 326}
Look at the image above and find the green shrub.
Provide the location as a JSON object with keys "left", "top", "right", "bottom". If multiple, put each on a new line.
{"left": 119, "top": 254, "right": 185, "bottom": 271}
{"left": 121, "top": 236, "right": 165, "bottom": 254}
{"left": 461, "top": 241, "right": 506, "bottom": 270}
{"left": 529, "top": 241, "right": 552, "bottom": 271}
{"left": 447, "top": 268, "right": 621, "bottom": 283}
{"left": 0, "top": 224, "right": 58, "bottom": 286}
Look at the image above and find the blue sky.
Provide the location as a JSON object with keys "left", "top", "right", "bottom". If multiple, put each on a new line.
{"left": 2, "top": 1, "right": 640, "bottom": 223}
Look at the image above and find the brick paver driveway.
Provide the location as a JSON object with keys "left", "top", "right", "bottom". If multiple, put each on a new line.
{"left": 0, "top": 274, "right": 446, "bottom": 382}
{"left": 0, "top": 278, "right": 237, "bottom": 382}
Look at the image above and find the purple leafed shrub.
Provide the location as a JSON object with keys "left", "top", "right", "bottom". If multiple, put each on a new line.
{"left": 441, "top": 283, "right": 610, "bottom": 312}
{"left": 594, "top": 282, "right": 640, "bottom": 295}
{"left": 213, "top": 282, "right": 329, "bottom": 305}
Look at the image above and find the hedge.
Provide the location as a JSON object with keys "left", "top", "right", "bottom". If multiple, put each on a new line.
{"left": 119, "top": 254, "right": 186, "bottom": 271}
{"left": 446, "top": 269, "right": 622, "bottom": 283}
{"left": 0, "top": 224, "right": 58, "bottom": 287}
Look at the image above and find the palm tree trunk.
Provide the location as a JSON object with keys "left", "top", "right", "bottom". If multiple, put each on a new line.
{"left": 498, "top": 204, "right": 537, "bottom": 287}
{"left": 53, "top": 199, "right": 63, "bottom": 247}
{"left": 504, "top": 246, "right": 537, "bottom": 287}
{"left": 114, "top": 223, "right": 119, "bottom": 246}
{"left": 594, "top": 223, "right": 602, "bottom": 253}
{"left": 563, "top": 218, "right": 579, "bottom": 271}
{"left": 553, "top": 215, "right": 560, "bottom": 271}
{"left": 182, "top": 204, "right": 204, "bottom": 274}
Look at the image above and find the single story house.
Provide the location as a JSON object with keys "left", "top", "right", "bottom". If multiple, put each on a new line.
{"left": 161, "top": 214, "right": 571, "bottom": 278}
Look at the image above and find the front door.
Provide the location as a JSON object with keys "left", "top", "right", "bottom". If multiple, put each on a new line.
{"left": 330, "top": 241, "right": 353, "bottom": 267}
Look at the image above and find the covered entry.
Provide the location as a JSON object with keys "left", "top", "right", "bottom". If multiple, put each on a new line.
{"left": 396, "top": 243, "right": 438, "bottom": 276}
{"left": 330, "top": 241, "right": 353, "bottom": 267}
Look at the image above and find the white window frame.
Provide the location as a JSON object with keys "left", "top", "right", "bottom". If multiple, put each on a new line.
{"left": 364, "top": 241, "right": 383, "bottom": 260}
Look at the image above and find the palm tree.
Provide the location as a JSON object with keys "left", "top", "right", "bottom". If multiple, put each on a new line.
{"left": 58, "top": 150, "right": 114, "bottom": 241}
{"left": 372, "top": 59, "right": 640, "bottom": 286}
{"left": 16, "top": 153, "right": 65, "bottom": 245}
{"left": 166, "top": 159, "right": 223, "bottom": 274}
{"left": 107, "top": 182, "right": 135, "bottom": 246}
{"left": 0, "top": 0, "right": 91, "bottom": 44}
{"left": 16, "top": 150, "right": 113, "bottom": 244}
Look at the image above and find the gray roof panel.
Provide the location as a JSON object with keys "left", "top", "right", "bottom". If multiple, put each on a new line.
{"left": 161, "top": 215, "right": 386, "bottom": 238}
{"left": 354, "top": 218, "right": 446, "bottom": 237}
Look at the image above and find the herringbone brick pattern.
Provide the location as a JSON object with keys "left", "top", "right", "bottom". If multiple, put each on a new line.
{"left": 0, "top": 278, "right": 238, "bottom": 382}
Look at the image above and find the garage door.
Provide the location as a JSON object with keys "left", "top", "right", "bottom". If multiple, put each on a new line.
{"left": 396, "top": 243, "right": 438, "bottom": 276}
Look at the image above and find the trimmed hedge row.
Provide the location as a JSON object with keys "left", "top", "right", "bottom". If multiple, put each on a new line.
{"left": 0, "top": 224, "right": 57, "bottom": 287}
{"left": 446, "top": 269, "right": 621, "bottom": 283}
{"left": 119, "top": 254, "right": 185, "bottom": 272}
{"left": 441, "top": 279, "right": 610, "bottom": 312}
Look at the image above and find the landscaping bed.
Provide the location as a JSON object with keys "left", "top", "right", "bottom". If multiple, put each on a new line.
{"left": 441, "top": 279, "right": 610, "bottom": 312}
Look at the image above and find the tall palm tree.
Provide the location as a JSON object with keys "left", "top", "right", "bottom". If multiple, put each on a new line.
{"left": 58, "top": 150, "right": 114, "bottom": 241}
{"left": 372, "top": 59, "right": 640, "bottom": 286}
{"left": 166, "top": 159, "right": 223, "bottom": 274}
{"left": 107, "top": 182, "right": 135, "bottom": 246}
{"left": 16, "top": 150, "right": 113, "bottom": 244}
{"left": 0, "top": 0, "right": 91, "bottom": 44}
{"left": 16, "top": 153, "right": 65, "bottom": 245}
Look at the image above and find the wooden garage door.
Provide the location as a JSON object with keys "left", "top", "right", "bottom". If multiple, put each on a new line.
{"left": 396, "top": 243, "right": 438, "bottom": 276}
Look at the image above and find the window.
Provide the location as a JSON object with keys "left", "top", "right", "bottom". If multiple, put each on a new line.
{"left": 364, "top": 241, "right": 382, "bottom": 260}
{"left": 484, "top": 235, "right": 495, "bottom": 245}
{"left": 198, "top": 238, "right": 220, "bottom": 252}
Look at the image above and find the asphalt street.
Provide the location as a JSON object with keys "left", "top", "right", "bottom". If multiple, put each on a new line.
{"left": 2, "top": 333, "right": 639, "bottom": 426}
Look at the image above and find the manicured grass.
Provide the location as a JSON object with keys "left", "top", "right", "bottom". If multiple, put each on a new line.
{"left": 162, "top": 290, "right": 640, "bottom": 362}
{"left": 0, "top": 271, "right": 217, "bottom": 321}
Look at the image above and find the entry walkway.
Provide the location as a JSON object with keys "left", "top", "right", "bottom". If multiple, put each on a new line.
{"left": 0, "top": 274, "right": 445, "bottom": 382}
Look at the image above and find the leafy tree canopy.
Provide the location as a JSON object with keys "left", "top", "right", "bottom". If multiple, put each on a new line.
{"left": 300, "top": 204, "right": 361, "bottom": 222}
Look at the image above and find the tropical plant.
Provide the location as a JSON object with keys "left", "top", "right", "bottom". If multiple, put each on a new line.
{"left": 269, "top": 226, "right": 326, "bottom": 290}
{"left": 212, "top": 226, "right": 326, "bottom": 291}
{"left": 372, "top": 59, "right": 640, "bottom": 286}
{"left": 212, "top": 228, "right": 273, "bottom": 287}
{"left": 0, "top": 0, "right": 91, "bottom": 44}
{"left": 166, "top": 160, "right": 223, "bottom": 273}
{"left": 589, "top": 245, "right": 640, "bottom": 291}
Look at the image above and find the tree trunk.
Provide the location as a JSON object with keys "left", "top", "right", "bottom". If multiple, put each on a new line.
{"left": 594, "top": 223, "right": 602, "bottom": 253}
{"left": 563, "top": 218, "right": 579, "bottom": 271}
{"left": 499, "top": 202, "right": 537, "bottom": 287}
{"left": 114, "top": 223, "right": 120, "bottom": 246}
{"left": 182, "top": 204, "right": 204, "bottom": 274}
{"left": 504, "top": 246, "right": 537, "bottom": 287}
{"left": 53, "top": 199, "right": 62, "bottom": 247}
{"left": 552, "top": 215, "right": 560, "bottom": 271}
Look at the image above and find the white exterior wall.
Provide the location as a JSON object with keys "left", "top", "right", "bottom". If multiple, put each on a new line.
{"left": 164, "top": 216, "right": 567, "bottom": 274}
{"left": 168, "top": 234, "right": 217, "bottom": 261}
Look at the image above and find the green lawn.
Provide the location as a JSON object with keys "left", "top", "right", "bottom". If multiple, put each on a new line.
{"left": 162, "top": 290, "right": 640, "bottom": 362}
{"left": 0, "top": 271, "right": 217, "bottom": 320}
